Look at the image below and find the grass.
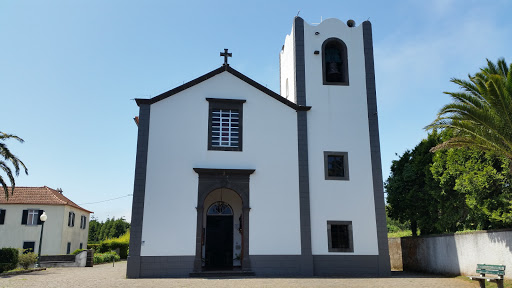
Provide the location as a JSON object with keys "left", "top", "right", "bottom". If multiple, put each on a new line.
{"left": 388, "top": 228, "right": 487, "bottom": 238}
{"left": 0, "top": 267, "right": 45, "bottom": 275}
{"left": 457, "top": 276, "right": 512, "bottom": 288}
{"left": 388, "top": 230, "right": 413, "bottom": 238}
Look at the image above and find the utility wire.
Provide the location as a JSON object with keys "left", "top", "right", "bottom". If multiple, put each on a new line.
{"left": 79, "top": 194, "right": 133, "bottom": 205}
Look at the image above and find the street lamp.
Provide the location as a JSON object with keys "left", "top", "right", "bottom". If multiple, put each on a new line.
{"left": 36, "top": 211, "right": 47, "bottom": 268}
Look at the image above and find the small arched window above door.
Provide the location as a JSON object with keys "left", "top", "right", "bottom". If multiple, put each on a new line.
{"left": 207, "top": 201, "right": 233, "bottom": 215}
{"left": 322, "top": 38, "right": 349, "bottom": 85}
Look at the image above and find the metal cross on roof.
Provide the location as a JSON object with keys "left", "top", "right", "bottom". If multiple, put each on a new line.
{"left": 220, "top": 48, "right": 232, "bottom": 66}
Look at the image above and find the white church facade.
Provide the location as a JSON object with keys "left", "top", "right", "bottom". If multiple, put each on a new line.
{"left": 127, "top": 17, "right": 390, "bottom": 277}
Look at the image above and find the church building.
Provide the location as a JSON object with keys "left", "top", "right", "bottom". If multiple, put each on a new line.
{"left": 127, "top": 16, "right": 390, "bottom": 278}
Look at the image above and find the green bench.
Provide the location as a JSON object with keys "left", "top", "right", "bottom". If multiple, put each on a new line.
{"left": 469, "top": 264, "right": 506, "bottom": 288}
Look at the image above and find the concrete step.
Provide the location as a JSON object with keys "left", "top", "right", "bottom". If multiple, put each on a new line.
{"left": 189, "top": 270, "right": 255, "bottom": 277}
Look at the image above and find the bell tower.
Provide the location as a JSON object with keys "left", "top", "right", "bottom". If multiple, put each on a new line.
{"left": 279, "top": 17, "right": 391, "bottom": 276}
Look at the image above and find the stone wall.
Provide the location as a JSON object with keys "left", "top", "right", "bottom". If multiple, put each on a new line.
{"left": 388, "top": 237, "right": 402, "bottom": 271}
{"left": 389, "top": 229, "right": 512, "bottom": 279}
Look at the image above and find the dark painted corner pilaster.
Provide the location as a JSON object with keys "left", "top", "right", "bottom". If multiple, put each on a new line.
{"left": 294, "top": 16, "right": 307, "bottom": 107}
{"left": 294, "top": 15, "right": 314, "bottom": 276}
{"left": 127, "top": 104, "right": 151, "bottom": 279}
{"left": 362, "top": 20, "right": 391, "bottom": 277}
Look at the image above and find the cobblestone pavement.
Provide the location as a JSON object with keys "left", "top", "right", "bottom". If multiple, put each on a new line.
{"left": 0, "top": 261, "right": 478, "bottom": 288}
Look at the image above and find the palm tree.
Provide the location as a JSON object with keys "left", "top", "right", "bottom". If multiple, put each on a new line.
{"left": 0, "top": 132, "right": 28, "bottom": 199}
{"left": 426, "top": 58, "right": 512, "bottom": 169}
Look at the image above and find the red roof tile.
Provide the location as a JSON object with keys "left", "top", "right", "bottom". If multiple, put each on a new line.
{"left": 0, "top": 186, "right": 93, "bottom": 213}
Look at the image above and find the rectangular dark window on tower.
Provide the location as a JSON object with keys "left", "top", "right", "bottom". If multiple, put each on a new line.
{"left": 327, "top": 221, "right": 353, "bottom": 252}
{"left": 206, "top": 98, "right": 245, "bottom": 151}
{"left": 324, "top": 151, "right": 349, "bottom": 180}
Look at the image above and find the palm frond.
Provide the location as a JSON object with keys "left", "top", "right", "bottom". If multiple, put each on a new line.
{"left": 0, "top": 174, "right": 9, "bottom": 200}
{"left": 0, "top": 131, "right": 28, "bottom": 199}
{"left": 426, "top": 58, "right": 512, "bottom": 165}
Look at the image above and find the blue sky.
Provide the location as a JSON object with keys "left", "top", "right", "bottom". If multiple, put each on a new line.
{"left": 1, "top": 1, "right": 511, "bottom": 222}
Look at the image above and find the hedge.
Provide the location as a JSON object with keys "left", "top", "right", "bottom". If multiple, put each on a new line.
{"left": 97, "top": 240, "right": 129, "bottom": 259}
{"left": 93, "top": 252, "right": 120, "bottom": 264}
{"left": 0, "top": 248, "right": 19, "bottom": 273}
{"left": 87, "top": 244, "right": 100, "bottom": 251}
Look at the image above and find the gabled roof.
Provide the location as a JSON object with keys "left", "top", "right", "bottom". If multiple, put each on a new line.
{"left": 135, "top": 65, "right": 311, "bottom": 111}
{"left": 0, "top": 186, "right": 93, "bottom": 213}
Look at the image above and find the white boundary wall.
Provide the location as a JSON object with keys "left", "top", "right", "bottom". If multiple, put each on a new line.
{"left": 393, "top": 229, "right": 512, "bottom": 279}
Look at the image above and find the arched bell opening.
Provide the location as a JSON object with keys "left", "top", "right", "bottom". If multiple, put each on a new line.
{"left": 202, "top": 188, "right": 243, "bottom": 269}
{"left": 322, "top": 37, "right": 349, "bottom": 85}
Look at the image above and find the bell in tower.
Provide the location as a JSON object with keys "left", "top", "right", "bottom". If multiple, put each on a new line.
{"left": 325, "top": 46, "right": 343, "bottom": 82}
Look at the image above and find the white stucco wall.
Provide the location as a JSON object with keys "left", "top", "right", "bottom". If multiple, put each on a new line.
{"left": 61, "top": 206, "right": 90, "bottom": 253}
{"left": 301, "top": 19, "right": 379, "bottom": 255}
{"left": 280, "top": 26, "right": 296, "bottom": 103}
{"left": 0, "top": 204, "right": 72, "bottom": 255}
{"left": 141, "top": 72, "right": 301, "bottom": 256}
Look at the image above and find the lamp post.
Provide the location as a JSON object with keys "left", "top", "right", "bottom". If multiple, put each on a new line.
{"left": 36, "top": 211, "right": 47, "bottom": 268}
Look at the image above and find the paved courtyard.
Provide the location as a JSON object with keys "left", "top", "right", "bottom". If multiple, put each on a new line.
{"left": 0, "top": 261, "right": 478, "bottom": 288}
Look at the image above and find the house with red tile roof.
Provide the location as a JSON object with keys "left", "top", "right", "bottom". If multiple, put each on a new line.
{"left": 0, "top": 186, "right": 92, "bottom": 255}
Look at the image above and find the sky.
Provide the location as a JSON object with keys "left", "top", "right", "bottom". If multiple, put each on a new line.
{"left": 1, "top": 0, "right": 511, "bottom": 222}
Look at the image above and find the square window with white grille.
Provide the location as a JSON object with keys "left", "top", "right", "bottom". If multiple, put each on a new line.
{"left": 211, "top": 109, "right": 239, "bottom": 147}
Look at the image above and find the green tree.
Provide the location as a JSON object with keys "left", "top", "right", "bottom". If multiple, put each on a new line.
{"left": 88, "top": 219, "right": 101, "bottom": 242}
{"left": 89, "top": 217, "right": 130, "bottom": 242}
{"left": 431, "top": 147, "right": 512, "bottom": 229}
{"left": 385, "top": 131, "right": 442, "bottom": 236}
{"left": 0, "top": 132, "right": 28, "bottom": 199}
{"left": 426, "top": 58, "right": 512, "bottom": 169}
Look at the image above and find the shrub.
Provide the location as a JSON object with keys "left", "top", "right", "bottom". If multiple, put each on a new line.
{"left": 0, "top": 248, "right": 19, "bottom": 273}
{"left": 87, "top": 244, "right": 100, "bottom": 251}
{"left": 93, "top": 252, "right": 120, "bottom": 264}
{"left": 18, "top": 252, "right": 37, "bottom": 269}
{"left": 72, "top": 249, "right": 84, "bottom": 255}
{"left": 98, "top": 240, "right": 129, "bottom": 259}
{"left": 97, "top": 231, "right": 129, "bottom": 259}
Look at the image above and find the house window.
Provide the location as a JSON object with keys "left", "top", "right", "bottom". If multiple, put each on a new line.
{"left": 68, "top": 212, "right": 75, "bottom": 227}
{"left": 324, "top": 151, "right": 349, "bottom": 180}
{"left": 0, "top": 209, "right": 5, "bottom": 225}
{"left": 80, "top": 215, "right": 87, "bottom": 229}
{"left": 80, "top": 243, "right": 83, "bottom": 249}
{"left": 67, "top": 242, "right": 71, "bottom": 254}
{"left": 327, "top": 221, "right": 353, "bottom": 252}
{"left": 322, "top": 38, "right": 349, "bottom": 85}
{"left": 206, "top": 98, "right": 245, "bottom": 151}
{"left": 23, "top": 241, "right": 35, "bottom": 253}
{"left": 22, "top": 209, "right": 43, "bottom": 225}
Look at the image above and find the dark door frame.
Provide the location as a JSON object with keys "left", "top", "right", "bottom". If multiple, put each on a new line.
{"left": 193, "top": 168, "right": 254, "bottom": 272}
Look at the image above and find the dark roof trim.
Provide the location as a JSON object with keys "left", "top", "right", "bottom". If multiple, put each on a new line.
{"left": 206, "top": 98, "right": 246, "bottom": 104}
{"left": 193, "top": 168, "right": 255, "bottom": 176}
{"left": 135, "top": 66, "right": 311, "bottom": 111}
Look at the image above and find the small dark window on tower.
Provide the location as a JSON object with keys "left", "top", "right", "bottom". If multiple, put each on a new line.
{"left": 322, "top": 38, "right": 349, "bottom": 85}
{"left": 327, "top": 221, "right": 353, "bottom": 252}
{"left": 324, "top": 151, "right": 349, "bottom": 180}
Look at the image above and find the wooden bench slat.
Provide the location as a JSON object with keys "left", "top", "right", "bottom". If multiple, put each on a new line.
{"left": 477, "top": 269, "right": 505, "bottom": 275}
{"left": 469, "top": 276, "right": 497, "bottom": 281}
{"left": 477, "top": 264, "right": 506, "bottom": 271}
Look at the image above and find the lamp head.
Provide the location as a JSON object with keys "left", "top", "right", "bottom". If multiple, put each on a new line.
{"left": 40, "top": 211, "right": 47, "bottom": 222}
